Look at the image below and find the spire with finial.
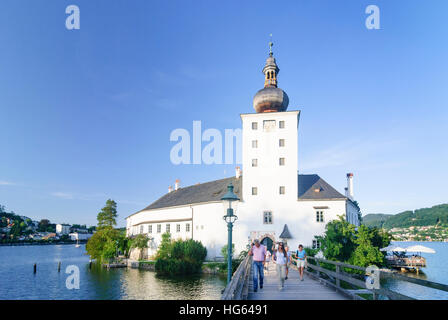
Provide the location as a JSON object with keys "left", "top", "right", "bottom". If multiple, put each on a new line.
{"left": 253, "top": 36, "right": 289, "bottom": 113}
{"left": 263, "top": 34, "right": 279, "bottom": 88}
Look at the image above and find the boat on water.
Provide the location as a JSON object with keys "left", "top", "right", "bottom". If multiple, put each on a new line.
{"left": 381, "top": 244, "right": 436, "bottom": 274}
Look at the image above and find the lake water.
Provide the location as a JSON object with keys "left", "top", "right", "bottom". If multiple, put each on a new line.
{"left": 381, "top": 241, "right": 448, "bottom": 300}
{"left": 0, "top": 244, "right": 226, "bottom": 300}
{"left": 1, "top": 242, "right": 447, "bottom": 300}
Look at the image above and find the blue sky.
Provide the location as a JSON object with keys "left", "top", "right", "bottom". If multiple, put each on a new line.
{"left": 1, "top": 0, "right": 447, "bottom": 227}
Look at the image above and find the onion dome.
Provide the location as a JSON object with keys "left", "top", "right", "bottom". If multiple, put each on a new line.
{"left": 253, "top": 41, "right": 289, "bottom": 113}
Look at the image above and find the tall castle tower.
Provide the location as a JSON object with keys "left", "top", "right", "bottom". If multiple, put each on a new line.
{"left": 241, "top": 42, "right": 300, "bottom": 217}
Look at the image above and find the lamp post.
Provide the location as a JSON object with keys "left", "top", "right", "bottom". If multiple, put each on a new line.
{"left": 221, "top": 183, "right": 239, "bottom": 284}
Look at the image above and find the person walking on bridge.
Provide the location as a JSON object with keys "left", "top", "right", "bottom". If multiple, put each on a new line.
{"left": 248, "top": 239, "right": 266, "bottom": 292}
{"left": 296, "top": 244, "right": 307, "bottom": 281}
{"left": 273, "top": 242, "right": 289, "bottom": 290}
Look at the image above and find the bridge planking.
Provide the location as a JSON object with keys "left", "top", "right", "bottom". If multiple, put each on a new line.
{"left": 247, "top": 263, "right": 349, "bottom": 300}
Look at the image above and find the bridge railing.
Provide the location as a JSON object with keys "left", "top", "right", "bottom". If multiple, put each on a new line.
{"left": 293, "top": 256, "right": 448, "bottom": 300}
{"left": 221, "top": 254, "right": 252, "bottom": 300}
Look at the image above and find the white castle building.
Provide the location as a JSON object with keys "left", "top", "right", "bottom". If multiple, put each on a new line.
{"left": 126, "top": 44, "right": 360, "bottom": 259}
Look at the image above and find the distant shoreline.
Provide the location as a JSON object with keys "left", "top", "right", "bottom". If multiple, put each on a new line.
{"left": 0, "top": 241, "right": 86, "bottom": 247}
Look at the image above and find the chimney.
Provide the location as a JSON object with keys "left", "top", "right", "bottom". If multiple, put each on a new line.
{"left": 175, "top": 179, "right": 180, "bottom": 191}
{"left": 346, "top": 173, "right": 354, "bottom": 199}
{"left": 344, "top": 187, "right": 348, "bottom": 197}
{"left": 235, "top": 166, "right": 242, "bottom": 179}
{"left": 168, "top": 186, "right": 173, "bottom": 193}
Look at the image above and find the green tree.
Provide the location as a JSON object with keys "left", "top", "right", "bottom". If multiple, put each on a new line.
{"left": 316, "top": 216, "right": 357, "bottom": 262}
{"left": 221, "top": 243, "right": 235, "bottom": 261}
{"left": 101, "top": 239, "right": 118, "bottom": 262}
{"left": 117, "top": 230, "right": 132, "bottom": 257}
{"left": 37, "top": 219, "right": 50, "bottom": 232}
{"left": 156, "top": 232, "right": 172, "bottom": 259}
{"left": 317, "top": 216, "right": 392, "bottom": 268}
{"left": 131, "top": 234, "right": 149, "bottom": 260}
{"left": 97, "top": 199, "right": 118, "bottom": 230}
{"left": 86, "top": 228, "right": 120, "bottom": 261}
{"left": 350, "top": 225, "right": 385, "bottom": 267}
{"left": 370, "top": 227, "right": 392, "bottom": 249}
{"left": 86, "top": 201, "right": 120, "bottom": 263}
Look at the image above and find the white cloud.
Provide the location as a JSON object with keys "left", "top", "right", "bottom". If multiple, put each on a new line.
{"left": 50, "top": 192, "right": 74, "bottom": 200}
{"left": 0, "top": 180, "right": 15, "bottom": 186}
{"left": 300, "top": 137, "right": 404, "bottom": 172}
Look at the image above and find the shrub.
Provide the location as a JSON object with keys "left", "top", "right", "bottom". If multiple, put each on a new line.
{"left": 155, "top": 238, "right": 207, "bottom": 275}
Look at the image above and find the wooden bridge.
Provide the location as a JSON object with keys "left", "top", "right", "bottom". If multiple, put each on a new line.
{"left": 221, "top": 255, "right": 448, "bottom": 300}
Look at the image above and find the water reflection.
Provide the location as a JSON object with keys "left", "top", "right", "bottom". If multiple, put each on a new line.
{"left": 0, "top": 245, "right": 226, "bottom": 300}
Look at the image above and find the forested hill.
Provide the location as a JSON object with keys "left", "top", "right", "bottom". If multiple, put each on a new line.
{"left": 363, "top": 204, "right": 448, "bottom": 229}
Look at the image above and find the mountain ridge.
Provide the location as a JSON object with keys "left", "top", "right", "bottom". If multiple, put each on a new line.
{"left": 363, "top": 204, "right": 448, "bottom": 229}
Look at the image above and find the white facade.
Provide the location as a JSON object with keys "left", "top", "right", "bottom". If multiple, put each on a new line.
{"left": 241, "top": 111, "right": 299, "bottom": 205}
{"left": 56, "top": 224, "right": 71, "bottom": 235}
{"left": 126, "top": 109, "right": 361, "bottom": 259}
{"left": 126, "top": 49, "right": 361, "bottom": 260}
{"left": 69, "top": 232, "right": 93, "bottom": 241}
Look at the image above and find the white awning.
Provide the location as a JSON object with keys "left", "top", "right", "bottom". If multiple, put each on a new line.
{"left": 405, "top": 245, "right": 436, "bottom": 253}
{"left": 380, "top": 245, "right": 407, "bottom": 252}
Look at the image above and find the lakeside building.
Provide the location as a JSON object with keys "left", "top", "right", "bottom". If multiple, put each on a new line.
{"left": 126, "top": 44, "right": 361, "bottom": 259}
{"left": 69, "top": 232, "right": 93, "bottom": 241}
{"left": 56, "top": 224, "right": 71, "bottom": 235}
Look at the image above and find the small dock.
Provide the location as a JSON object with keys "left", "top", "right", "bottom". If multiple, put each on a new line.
{"left": 103, "top": 262, "right": 127, "bottom": 269}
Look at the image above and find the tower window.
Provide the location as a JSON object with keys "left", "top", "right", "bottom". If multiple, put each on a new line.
{"left": 148, "top": 225, "right": 152, "bottom": 234}
{"left": 252, "top": 140, "right": 258, "bottom": 148}
{"left": 176, "top": 224, "right": 181, "bottom": 233}
{"left": 279, "top": 158, "right": 285, "bottom": 166}
{"left": 252, "top": 122, "right": 258, "bottom": 130}
{"left": 252, "top": 159, "right": 258, "bottom": 167}
{"left": 313, "top": 239, "right": 321, "bottom": 249}
{"left": 279, "top": 186, "right": 285, "bottom": 194}
{"left": 263, "top": 211, "right": 273, "bottom": 224}
{"left": 263, "top": 120, "right": 276, "bottom": 131}
{"left": 186, "top": 223, "right": 190, "bottom": 232}
{"left": 252, "top": 187, "right": 258, "bottom": 195}
{"left": 316, "top": 211, "right": 324, "bottom": 223}
{"left": 279, "top": 139, "right": 285, "bottom": 147}
{"left": 279, "top": 121, "right": 285, "bottom": 129}
{"left": 157, "top": 224, "right": 161, "bottom": 233}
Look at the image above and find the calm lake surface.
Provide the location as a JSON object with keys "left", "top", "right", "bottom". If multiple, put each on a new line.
{"left": 1, "top": 242, "right": 447, "bottom": 300}
{"left": 382, "top": 241, "right": 448, "bottom": 300}
{"left": 0, "top": 244, "right": 226, "bottom": 300}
